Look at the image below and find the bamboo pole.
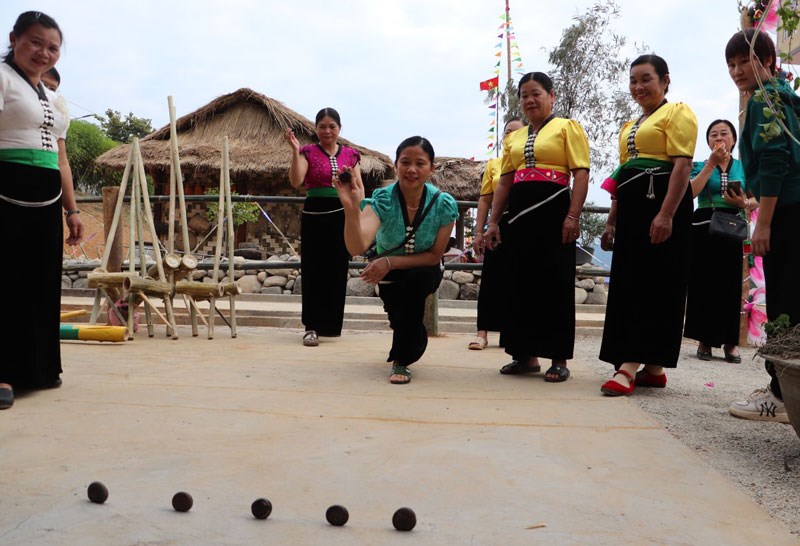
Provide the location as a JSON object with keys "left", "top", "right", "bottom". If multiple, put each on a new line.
{"left": 219, "top": 282, "right": 241, "bottom": 297}
{"left": 175, "top": 280, "right": 224, "bottom": 298}
{"left": 134, "top": 139, "right": 178, "bottom": 339}
{"left": 123, "top": 276, "right": 173, "bottom": 297}
{"left": 91, "top": 146, "right": 136, "bottom": 325}
{"left": 60, "top": 324, "right": 127, "bottom": 342}
{"left": 223, "top": 136, "right": 238, "bottom": 338}
{"left": 168, "top": 97, "right": 191, "bottom": 256}
{"left": 163, "top": 253, "right": 182, "bottom": 271}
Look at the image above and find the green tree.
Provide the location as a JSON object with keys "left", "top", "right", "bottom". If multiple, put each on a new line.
{"left": 547, "top": 0, "right": 640, "bottom": 183}
{"left": 65, "top": 120, "right": 120, "bottom": 194}
{"left": 100, "top": 109, "right": 154, "bottom": 143}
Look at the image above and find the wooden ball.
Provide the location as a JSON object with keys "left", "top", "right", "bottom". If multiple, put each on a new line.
{"left": 392, "top": 507, "right": 416, "bottom": 531}
{"left": 87, "top": 481, "right": 108, "bottom": 504}
{"left": 172, "top": 491, "right": 193, "bottom": 512}
{"left": 251, "top": 498, "right": 272, "bottom": 520}
{"left": 325, "top": 504, "right": 349, "bottom": 526}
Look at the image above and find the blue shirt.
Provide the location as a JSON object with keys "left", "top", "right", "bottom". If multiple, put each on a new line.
{"left": 361, "top": 182, "right": 459, "bottom": 255}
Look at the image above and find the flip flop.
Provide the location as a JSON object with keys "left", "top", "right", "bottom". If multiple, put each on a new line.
{"left": 544, "top": 364, "right": 570, "bottom": 383}
{"left": 303, "top": 331, "right": 319, "bottom": 347}
{"left": 499, "top": 360, "right": 541, "bottom": 375}
{"left": 390, "top": 365, "right": 411, "bottom": 384}
{"left": 468, "top": 336, "right": 488, "bottom": 350}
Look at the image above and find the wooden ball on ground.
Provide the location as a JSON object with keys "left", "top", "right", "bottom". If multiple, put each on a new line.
{"left": 172, "top": 491, "right": 193, "bottom": 512}
{"left": 392, "top": 507, "right": 416, "bottom": 531}
{"left": 325, "top": 504, "right": 349, "bottom": 526}
{"left": 251, "top": 498, "right": 272, "bottom": 520}
{"left": 87, "top": 481, "right": 108, "bottom": 504}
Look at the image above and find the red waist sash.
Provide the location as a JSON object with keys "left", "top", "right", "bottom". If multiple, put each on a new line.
{"left": 513, "top": 167, "right": 569, "bottom": 186}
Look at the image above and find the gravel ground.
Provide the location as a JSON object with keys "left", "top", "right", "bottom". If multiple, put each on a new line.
{"left": 574, "top": 335, "right": 800, "bottom": 537}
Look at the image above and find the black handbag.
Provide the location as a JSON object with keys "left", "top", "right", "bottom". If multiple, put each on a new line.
{"left": 708, "top": 209, "right": 748, "bottom": 242}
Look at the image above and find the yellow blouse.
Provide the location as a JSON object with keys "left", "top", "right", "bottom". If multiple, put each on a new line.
{"left": 618, "top": 102, "right": 698, "bottom": 164}
{"left": 479, "top": 157, "right": 502, "bottom": 195}
{"left": 500, "top": 118, "right": 590, "bottom": 176}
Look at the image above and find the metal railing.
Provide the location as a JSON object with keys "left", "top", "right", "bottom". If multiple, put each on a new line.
{"left": 71, "top": 195, "right": 611, "bottom": 277}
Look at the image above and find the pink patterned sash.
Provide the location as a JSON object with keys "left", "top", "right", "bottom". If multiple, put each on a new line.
{"left": 513, "top": 167, "right": 569, "bottom": 186}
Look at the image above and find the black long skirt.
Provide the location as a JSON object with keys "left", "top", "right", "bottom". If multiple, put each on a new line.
{"left": 683, "top": 208, "right": 744, "bottom": 347}
{"left": 599, "top": 167, "right": 692, "bottom": 368}
{"left": 763, "top": 202, "right": 800, "bottom": 398}
{"left": 0, "top": 161, "right": 63, "bottom": 388}
{"left": 300, "top": 196, "right": 349, "bottom": 336}
{"left": 503, "top": 182, "right": 575, "bottom": 361}
{"left": 476, "top": 215, "right": 509, "bottom": 333}
{"left": 379, "top": 265, "right": 443, "bottom": 366}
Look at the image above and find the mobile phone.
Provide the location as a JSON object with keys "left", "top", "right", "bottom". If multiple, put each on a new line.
{"left": 727, "top": 180, "right": 741, "bottom": 193}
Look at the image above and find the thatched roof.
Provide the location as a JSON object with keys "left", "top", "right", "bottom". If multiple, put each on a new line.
{"left": 94, "top": 88, "right": 395, "bottom": 183}
{"left": 430, "top": 156, "right": 486, "bottom": 201}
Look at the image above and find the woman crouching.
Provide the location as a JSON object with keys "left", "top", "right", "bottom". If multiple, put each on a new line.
{"left": 335, "top": 137, "right": 458, "bottom": 384}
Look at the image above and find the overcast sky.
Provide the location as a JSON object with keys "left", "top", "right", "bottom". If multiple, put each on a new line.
{"left": 1, "top": 0, "right": 759, "bottom": 205}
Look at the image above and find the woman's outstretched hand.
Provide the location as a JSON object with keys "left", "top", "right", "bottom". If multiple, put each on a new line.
{"left": 284, "top": 128, "right": 300, "bottom": 153}
{"left": 334, "top": 165, "right": 365, "bottom": 210}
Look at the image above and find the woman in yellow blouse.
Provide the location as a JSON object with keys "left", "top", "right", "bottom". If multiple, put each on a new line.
{"left": 469, "top": 118, "right": 524, "bottom": 350}
{"left": 485, "top": 72, "right": 590, "bottom": 382}
{"left": 599, "top": 54, "right": 698, "bottom": 396}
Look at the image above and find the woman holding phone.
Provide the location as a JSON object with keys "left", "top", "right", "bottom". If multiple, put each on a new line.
{"left": 684, "top": 119, "right": 757, "bottom": 363}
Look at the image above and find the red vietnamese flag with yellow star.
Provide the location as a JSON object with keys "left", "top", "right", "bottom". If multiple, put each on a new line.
{"left": 479, "top": 76, "right": 499, "bottom": 91}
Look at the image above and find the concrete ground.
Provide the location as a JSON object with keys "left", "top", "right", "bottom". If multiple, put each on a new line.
{"left": 2, "top": 321, "right": 798, "bottom": 545}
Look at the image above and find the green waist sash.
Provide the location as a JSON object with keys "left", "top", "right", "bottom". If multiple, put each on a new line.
{"left": 306, "top": 186, "right": 339, "bottom": 198}
{"left": 0, "top": 149, "right": 59, "bottom": 170}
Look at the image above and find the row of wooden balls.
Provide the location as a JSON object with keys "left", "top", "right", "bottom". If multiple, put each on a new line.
{"left": 88, "top": 482, "right": 416, "bottom": 531}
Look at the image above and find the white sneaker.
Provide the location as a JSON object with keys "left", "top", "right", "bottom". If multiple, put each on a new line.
{"left": 729, "top": 387, "right": 790, "bottom": 423}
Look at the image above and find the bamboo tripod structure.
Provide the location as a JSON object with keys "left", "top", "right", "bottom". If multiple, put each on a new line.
{"left": 88, "top": 138, "right": 179, "bottom": 340}
{"left": 160, "top": 98, "right": 239, "bottom": 339}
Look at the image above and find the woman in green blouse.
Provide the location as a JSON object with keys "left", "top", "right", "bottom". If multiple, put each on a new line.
{"left": 684, "top": 119, "right": 756, "bottom": 363}
{"left": 335, "top": 136, "right": 458, "bottom": 384}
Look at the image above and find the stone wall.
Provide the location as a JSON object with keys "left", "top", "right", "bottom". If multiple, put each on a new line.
{"left": 62, "top": 257, "right": 607, "bottom": 303}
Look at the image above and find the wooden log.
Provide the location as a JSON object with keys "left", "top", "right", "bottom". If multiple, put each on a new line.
{"left": 175, "top": 280, "right": 224, "bottom": 298}
{"left": 102, "top": 186, "right": 123, "bottom": 272}
{"left": 124, "top": 276, "right": 173, "bottom": 296}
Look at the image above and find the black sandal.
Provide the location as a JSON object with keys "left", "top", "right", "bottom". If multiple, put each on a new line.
{"left": 499, "top": 360, "right": 541, "bottom": 375}
{"left": 544, "top": 364, "right": 570, "bottom": 383}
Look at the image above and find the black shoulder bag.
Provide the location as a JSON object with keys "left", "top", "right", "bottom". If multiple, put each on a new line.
{"left": 706, "top": 164, "right": 748, "bottom": 242}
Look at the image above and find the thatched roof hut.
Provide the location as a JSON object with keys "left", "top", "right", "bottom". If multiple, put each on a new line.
{"left": 94, "top": 87, "right": 395, "bottom": 188}
{"left": 431, "top": 156, "right": 486, "bottom": 202}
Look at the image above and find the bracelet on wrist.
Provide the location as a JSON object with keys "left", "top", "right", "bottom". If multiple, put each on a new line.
{"left": 384, "top": 256, "right": 391, "bottom": 270}
{"left": 566, "top": 214, "right": 579, "bottom": 221}
{"left": 64, "top": 209, "right": 80, "bottom": 217}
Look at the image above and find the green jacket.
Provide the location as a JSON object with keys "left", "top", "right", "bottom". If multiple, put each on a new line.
{"left": 740, "top": 77, "right": 800, "bottom": 206}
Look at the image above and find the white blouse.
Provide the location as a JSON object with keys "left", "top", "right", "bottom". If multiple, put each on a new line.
{"left": 0, "top": 62, "right": 69, "bottom": 152}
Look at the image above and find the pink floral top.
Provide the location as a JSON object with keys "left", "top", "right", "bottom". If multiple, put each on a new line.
{"left": 300, "top": 144, "right": 361, "bottom": 189}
